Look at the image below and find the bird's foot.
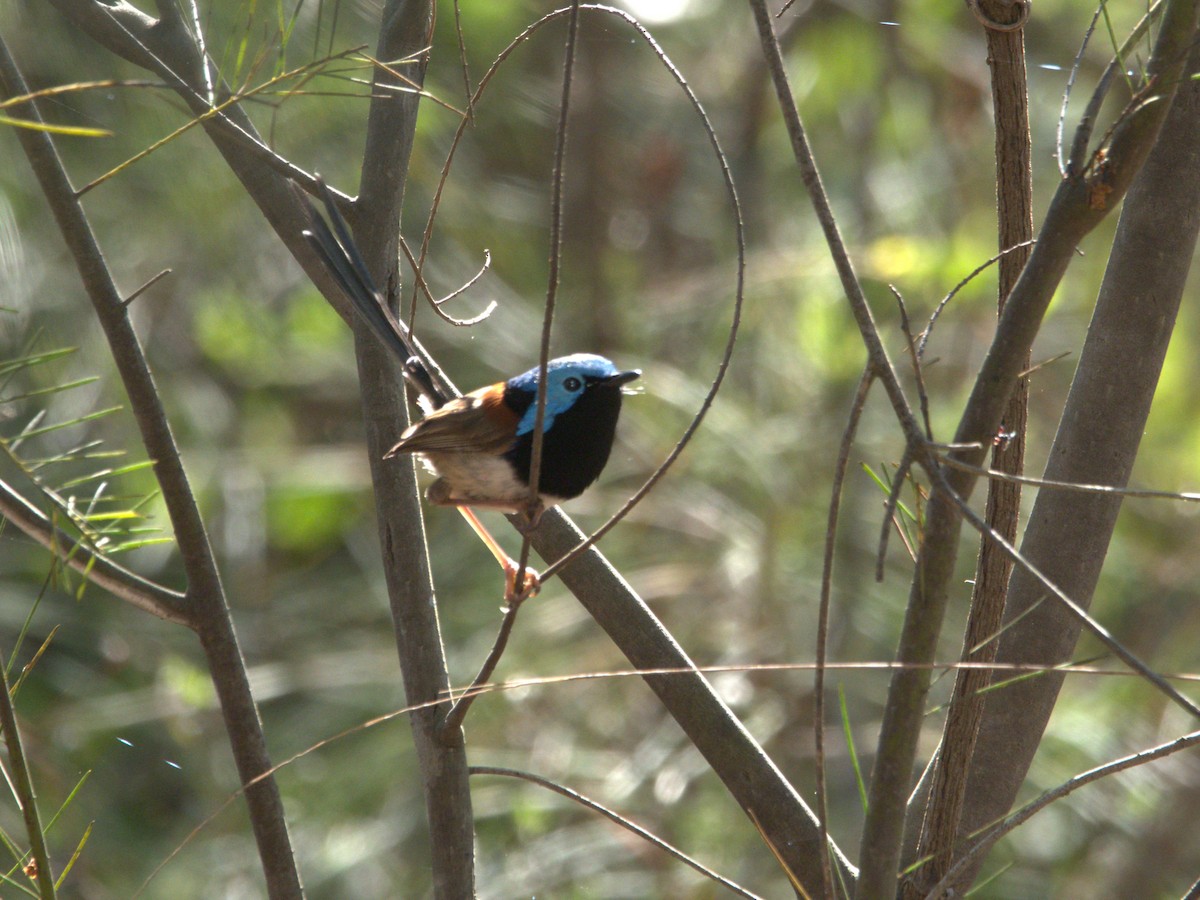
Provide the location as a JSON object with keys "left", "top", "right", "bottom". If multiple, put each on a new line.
{"left": 502, "top": 559, "right": 541, "bottom": 607}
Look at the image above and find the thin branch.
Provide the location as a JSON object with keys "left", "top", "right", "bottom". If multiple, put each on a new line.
{"left": 937, "top": 472, "right": 1200, "bottom": 718}
{"left": 891, "top": 284, "right": 933, "bottom": 440}
{"left": 917, "top": 239, "right": 1035, "bottom": 359}
{"left": 746, "top": 0, "right": 925, "bottom": 454}
{"left": 1065, "top": 1, "right": 1165, "bottom": 177}
{"left": 470, "top": 766, "right": 764, "bottom": 900}
{"left": 437, "top": 595, "right": 529, "bottom": 740}
{"left": 0, "top": 478, "right": 187, "bottom": 625}
{"left": 1056, "top": 2, "right": 1105, "bottom": 176}
{"left": 924, "top": 728, "right": 1200, "bottom": 899}
{"left": 939, "top": 455, "right": 1200, "bottom": 502}
{"left": 816, "top": 367, "right": 875, "bottom": 900}
{"left": 527, "top": 5, "right": 748, "bottom": 584}
{"left": 121, "top": 268, "right": 171, "bottom": 307}
{"left": 517, "top": 0, "right": 581, "bottom": 597}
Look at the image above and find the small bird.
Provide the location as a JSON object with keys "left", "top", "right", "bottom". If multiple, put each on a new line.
{"left": 302, "top": 181, "right": 639, "bottom": 596}
{"left": 385, "top": 353, "right": 640, "bottom": 515}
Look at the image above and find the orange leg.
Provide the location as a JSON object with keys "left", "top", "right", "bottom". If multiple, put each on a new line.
{"left": 457, "top": 506, "right": 540, "bottom": 601}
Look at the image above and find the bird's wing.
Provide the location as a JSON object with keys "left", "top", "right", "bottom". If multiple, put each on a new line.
{"left": 385, "top": 384, "right": 518, "bottom": 456}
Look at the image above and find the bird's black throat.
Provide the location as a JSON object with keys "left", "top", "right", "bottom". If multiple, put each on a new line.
{"left": 503, "top": 385, "right": 625, "bottom": 500}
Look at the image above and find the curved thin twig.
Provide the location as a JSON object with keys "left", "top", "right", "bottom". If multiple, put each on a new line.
{"left": 815, "top": 367, "right": 874, "bottom": 900}
{"left": 469, "top": 766, "right": 764, "bottom": 899}
{"left": 536, "top": 5, "right": 746, "bottom": 582}
{"left": 396, "top": 235, "right": 496, "bottom": 327}
{"left": 404, "top": 9, "right": 747, "bottom": 579}
{"left": 917, "top": 239, "right": 1036, "bottom": 359}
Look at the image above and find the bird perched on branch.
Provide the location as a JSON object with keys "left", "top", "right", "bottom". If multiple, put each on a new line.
{"left": 387, "top": 352, "right": 640, "bottom": 514}
{"left": 301, "top": 180, "right": 639, "bottom": 597}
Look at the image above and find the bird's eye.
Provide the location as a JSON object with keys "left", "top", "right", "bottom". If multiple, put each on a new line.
{"left": 563, "top": 376, "right": 583, "bottom": 392}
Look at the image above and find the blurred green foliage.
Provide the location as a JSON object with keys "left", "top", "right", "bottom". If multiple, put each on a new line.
{"left": 0, "top": 0, "right": 1196, "bottom": 897}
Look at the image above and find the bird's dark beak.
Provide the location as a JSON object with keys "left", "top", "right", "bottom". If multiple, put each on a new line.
{"left": 604, "top": 369, "right": 641, "bottom": 388}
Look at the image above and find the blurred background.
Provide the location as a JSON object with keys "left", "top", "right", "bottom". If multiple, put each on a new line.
{"left": 0, "top": 0, "right": 1198, "bottom": 896}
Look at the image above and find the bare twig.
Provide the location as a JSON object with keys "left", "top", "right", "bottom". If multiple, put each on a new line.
{"left": 917, "top": 239, "right": 1035, "bottom": 359}
{"left": 470, "top": 766, "right": 764, "bottom": 899}
{"left": 939, "top": 455, "right": 1200, "bottom": 502}
{"left": 530, "top": 5, "right": 747, "bottom": 584}
{"left": 437, "top": 595, "right": 529, "bottom": 741}
{"left": 746, "top": 0, "right": 924, "bottom": 452}
{"left": 0, "top": 478, "right": 186, "bottom": 624}
{"left": 925, "top": 728, "right": 1200, "bottom": 899}
{"left": 516, "top": 0, "right": 582, "bottom": 591}
{"left": 937, "top": 473, "right": 1200, "bottom": 717}
{"left": 815, "top": 367, "right": 875, "bottom": 899}
{"left": 121, "top": 268, "right": 171, "bottom": 307}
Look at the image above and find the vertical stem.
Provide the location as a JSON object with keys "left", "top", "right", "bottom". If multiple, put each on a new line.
{"left": 906, "top": 5, "right": 1033, "bottom": 894}
{"left": 354, "top": 2, "right": 477, "bottom": 896}
{"left": 0, "top": 656, "right": 56, "bottom": 899}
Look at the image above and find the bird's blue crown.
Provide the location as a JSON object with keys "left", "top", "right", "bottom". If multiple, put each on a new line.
{"left": 509, "top": 354, "right": 624, "bottom": 436}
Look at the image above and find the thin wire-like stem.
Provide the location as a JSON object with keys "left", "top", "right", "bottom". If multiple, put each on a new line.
{"left": 746, "top": 0, "right": 924, "bottom": 453}
{"left": 1057, "top": 2, "right": 1105, "bottom": 175}
{"left": 917, "top": 239, "right": 1036, "bottom": 359}
{"left": 534, "top": 5, "right": 746, "bottom": 582}
{"left": 516, "top": 0, "right": 582, "bottom": 592}
{"left": 891, "top": 285, "right": 933, "bottom": 440}
{"left": 1065, "top": 1, "right": 1165, "bottom": 176}
{"left": 815, "top": 367, "right": 874, "bottom": 900}
{"left": 470, "top": 766, "right": 763, "bottom": 899}
{"left": 939, "top": 455, "right": 1200, "bottom": 501}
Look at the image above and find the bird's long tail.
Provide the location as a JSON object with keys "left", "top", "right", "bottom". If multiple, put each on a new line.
{"left": 301, "top": 179, "right": 448, "bottom": 409}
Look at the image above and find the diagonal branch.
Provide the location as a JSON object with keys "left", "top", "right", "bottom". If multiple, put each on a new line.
{"left": 0, "top": 478, "right": 187, "bottom": 625}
